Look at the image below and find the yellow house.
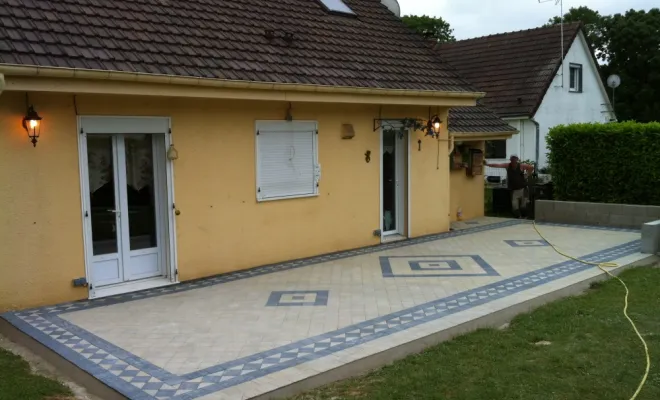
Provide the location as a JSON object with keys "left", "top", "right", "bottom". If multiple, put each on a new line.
{"left": 0, "top": 0, "right": 515, "bottom": 311}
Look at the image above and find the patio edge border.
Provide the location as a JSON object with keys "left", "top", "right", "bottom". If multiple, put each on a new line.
{"left": 252, "top": 254, "right": 659, "bottom": 400}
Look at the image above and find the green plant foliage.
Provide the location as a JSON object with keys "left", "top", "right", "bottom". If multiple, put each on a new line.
{"left": 547, "top": 121, "right": 660, "bottom": 204}
{"left": 401, "top": 15, "right": 455, "bottom": 43}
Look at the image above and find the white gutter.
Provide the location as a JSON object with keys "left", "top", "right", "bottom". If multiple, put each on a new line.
{"left": 0, "top": 64, "right": 485, "bottom": 100}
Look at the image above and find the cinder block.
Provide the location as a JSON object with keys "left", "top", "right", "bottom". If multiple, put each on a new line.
{"left": 595, "top": 203, "right": 617, "bottom": 216}
{"left": 535, "top": 209, "right": 546, "bottom": 221}
{"left": 641, "top": 220, "right": 660, "bottom": 254}
{"left": 645, "top": 207, "right": 660, "bottom": 218}
{"left": 618, "top": 204, "right": 645, "bottom": 217}
{"left": 558, "top": 211, "right": 580, "bottom": 224}
{"left": 634, "top": 216, "right": 655, "bottom": 228}
{"left": 609, "top": 214, "right": 634, "bottom": 228}
{"left": 631, "top": 205, "right": 647, "bottom": 217}
{"left": 584, "top": 212, "right": 605, "bottom": 225}
{"left": 554, "top": 201, "right": 576, "bottom": 214}
{"left": 536, "top": 200, "right": 555, "bottom": 212}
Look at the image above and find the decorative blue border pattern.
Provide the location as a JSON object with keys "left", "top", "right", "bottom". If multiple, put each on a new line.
{"left": 1, "top": 220, "right": 641, "bottom": 400}
{"left": 380, "top": 255, "right": 499, "bottom": 277}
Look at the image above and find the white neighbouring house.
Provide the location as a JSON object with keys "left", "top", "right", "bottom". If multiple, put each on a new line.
{"left": 438, "top": 23, "right": 614, "bottom": 177}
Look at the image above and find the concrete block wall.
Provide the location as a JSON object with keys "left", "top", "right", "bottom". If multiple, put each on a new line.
{"left": 535, "top": 200, "right": 660, "bottom": 229}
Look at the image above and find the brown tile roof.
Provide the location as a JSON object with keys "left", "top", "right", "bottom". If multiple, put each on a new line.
{"left": 449, "top": 104, "right": 517, "bottom": 135}
{"left": 437, "top": 23, "right": 582, "bottom": 117}
{"left": 0, "top": 0, "right": 478, "bottom": 93}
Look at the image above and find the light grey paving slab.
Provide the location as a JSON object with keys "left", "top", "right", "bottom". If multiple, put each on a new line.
{"left": 2, "top": 220, "right": 645, "bottom": 400}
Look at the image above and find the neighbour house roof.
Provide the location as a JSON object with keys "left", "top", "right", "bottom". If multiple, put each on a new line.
{"left": 448, "top": 102, "right": 518, "bottom": 136}
{"left": 437, "top": 23, "right": 583, "bottom": 117}
{"left": 0, "top": 0, "right": 479, "bottom": 94}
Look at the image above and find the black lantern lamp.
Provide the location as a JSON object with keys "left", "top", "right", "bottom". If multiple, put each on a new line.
{"left": 22, "top": 104, "right": 42, "bottom": 147}
{"left": 425, "top": 115, "right": 443, "bottom": 138}
{"left": 432, "top": 116, "right": 442, "bottom": 131}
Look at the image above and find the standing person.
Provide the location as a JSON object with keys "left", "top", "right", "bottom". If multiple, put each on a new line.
{"left": 486, "top": 155, "right": 534, "bottom": 218}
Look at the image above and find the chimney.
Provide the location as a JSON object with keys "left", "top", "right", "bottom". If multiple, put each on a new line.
{"left": 380, "top": 0, "right": 401, "bottom": 16}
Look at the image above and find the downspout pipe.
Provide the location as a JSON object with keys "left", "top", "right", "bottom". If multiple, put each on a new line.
{"left": 531, "top": 118, "right": 541, "bottom": 168}
{"left": 0, "top": 73, "right": 5, "bottom": 96}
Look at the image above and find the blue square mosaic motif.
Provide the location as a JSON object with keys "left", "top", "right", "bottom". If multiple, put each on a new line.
{"left": 380, "top": 255, "right": 499, "bottom": 278}
{"left": 505, "top": 239, "right": 550, "bottom": 247}
{"left": 409, "top": 260, "right": 462, "bottom": 271}
{"left": 266, "top": 290, "right": 329, "bottom": 307}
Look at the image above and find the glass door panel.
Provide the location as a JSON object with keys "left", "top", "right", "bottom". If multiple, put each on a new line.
{"left": 86, "top": 134, "right": 123, "bottom": 286}
{"left": 119, "top": 134, "right": 162, "bottom": 280}
{"left": 383, "top": 129, "right": 397, "bottom": 233}
{"left": 124, "top": 134, "right": 158, "bottom": 251}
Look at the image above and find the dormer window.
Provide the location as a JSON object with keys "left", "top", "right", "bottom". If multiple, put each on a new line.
{"left": 316, "top": 0, "right": 355, "bottom": 15}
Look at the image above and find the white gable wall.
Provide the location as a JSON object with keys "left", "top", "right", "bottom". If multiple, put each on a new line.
{"left": 534, "top": 31, "right": 613, "bottom": 168}
{"left": 484, "top": 118, "right": 537, "bottom": 179}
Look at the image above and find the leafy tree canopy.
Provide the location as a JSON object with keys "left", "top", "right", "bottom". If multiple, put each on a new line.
{"left": 547, "top": 7, "right": 660, "bottom": 122}
{"left": 401, "top": 15, "right": 455, "bottom": 43}
{"left": 545, "top": 6, "right": 606, "bottom": 58}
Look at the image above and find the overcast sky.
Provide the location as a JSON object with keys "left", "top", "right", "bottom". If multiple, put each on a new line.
{"left": 399, "top": 0, "right": 656, "bottom": 40}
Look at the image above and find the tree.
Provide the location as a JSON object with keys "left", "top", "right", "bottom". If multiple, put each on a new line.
{"left": 547, "top": 7, "right": 660, "bottom": 122}
{"left": 600, "top": 9, "right": 660, "bottom": 122}
{"left": 401, "top": 15, "right": 455, "bottom": 43}
{"left": 545, "top": 6, "right": 606, "bottom": 58}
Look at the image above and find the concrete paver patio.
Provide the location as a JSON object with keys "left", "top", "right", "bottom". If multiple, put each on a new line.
{"left": 1, "top": 218, "right": 652, "bottom": 400}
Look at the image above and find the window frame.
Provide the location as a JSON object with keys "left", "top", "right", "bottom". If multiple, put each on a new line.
{"left": 255, "top": 120, "right": 320, "bottom": 202}
{"left": 314, "top": 0, "right": 356, "bottom": 16}
{"left": 485, "top": 139, "right": 507, "bottom": 159}
{"left": 569, "top": 63, "right": 583, "bottom": 93}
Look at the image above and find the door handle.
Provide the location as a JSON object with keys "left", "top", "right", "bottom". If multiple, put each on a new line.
{"left": 107, "top": 209, "right": 120, "bottom": 215}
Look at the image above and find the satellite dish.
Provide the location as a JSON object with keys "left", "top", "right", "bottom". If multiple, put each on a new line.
{"left": 607, "top": 74, "right": 621, "bottom": 89}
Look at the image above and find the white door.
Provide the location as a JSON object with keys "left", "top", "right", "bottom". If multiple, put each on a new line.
{"left": 80, "top": 118, "right": 172, "bottom": 290}
{"left": 382, "top": 128, "right": 407, "bottom": 236}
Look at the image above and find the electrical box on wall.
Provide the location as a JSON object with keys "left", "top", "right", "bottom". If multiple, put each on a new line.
{"left": 467, "top": 149, "right": 484, "bottom": 176}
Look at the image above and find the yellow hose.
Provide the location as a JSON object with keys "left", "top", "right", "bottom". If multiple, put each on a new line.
{"left": 532, "top": 220, "right": 651, "bottom": 400}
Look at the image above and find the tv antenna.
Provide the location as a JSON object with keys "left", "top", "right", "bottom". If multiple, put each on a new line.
{"left": 607, "top": 74, "right": 621, "bottom": 120}
{"left": 539, "top": 0, "right": 564, "bottom": 88}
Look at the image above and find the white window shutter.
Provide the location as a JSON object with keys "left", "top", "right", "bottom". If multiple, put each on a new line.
{"left": 256, "top": 121, "right": 318, "bottom": 201}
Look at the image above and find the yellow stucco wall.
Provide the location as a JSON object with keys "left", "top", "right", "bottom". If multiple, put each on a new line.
{"left": 450, "top": 141, "right": 486, "bottom": 222}
{"left": 0, "top": 91, "right": 453, "bottom": 311}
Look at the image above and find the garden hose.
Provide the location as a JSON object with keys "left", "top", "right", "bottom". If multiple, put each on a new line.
{"left": 532, "top": 220, "right": 650, "bottom": 400}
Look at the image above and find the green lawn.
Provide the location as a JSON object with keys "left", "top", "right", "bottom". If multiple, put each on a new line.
{"left": 0, "top": 347, "right": 73, "bottom": 400}
{"left": 292, "top": 267, "right": 660, "bottom": 400}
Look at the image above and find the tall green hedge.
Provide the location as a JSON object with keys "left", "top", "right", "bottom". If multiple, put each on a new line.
{"left": 547, "top": 122, "right": 660, "bottom": 205}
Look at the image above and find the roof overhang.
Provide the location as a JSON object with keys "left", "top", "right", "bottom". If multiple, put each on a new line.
{"left": 451, "top": 131, "right": 517, "bottom": 141}
{"left": 0, "top": 65, "right": 485, "bottom": 107}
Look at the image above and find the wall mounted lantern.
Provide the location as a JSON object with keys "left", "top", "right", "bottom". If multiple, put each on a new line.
{"left": 22, "top": 102, "right": 42, "bottom": 147}
{"left": 425, "top": 115, "right": 442, "bottom": 138}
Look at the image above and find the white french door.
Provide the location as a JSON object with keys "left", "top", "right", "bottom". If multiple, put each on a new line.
{"left": 79, "top": 117, "right": 176, "bottom": 297}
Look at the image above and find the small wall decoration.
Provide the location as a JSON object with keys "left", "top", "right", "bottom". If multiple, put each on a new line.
{"left": 341, "top": 124, "right": 355, "bottom": 139}
{"left": 467, "top": 148, "right": 484, "bottom": 176}
{"left": 450, "top": 145, "right": 468, "bottom": 170}
{"left": 364, "top": 150, "right": 371, "bottom": 163}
